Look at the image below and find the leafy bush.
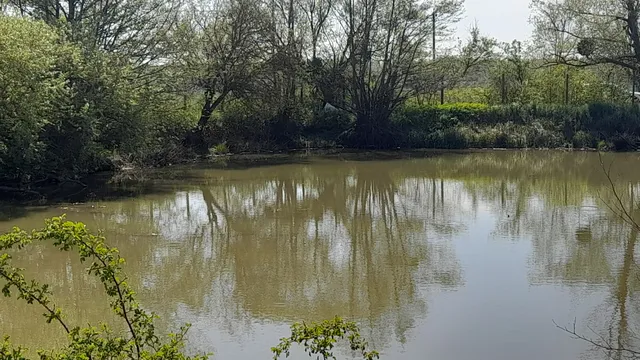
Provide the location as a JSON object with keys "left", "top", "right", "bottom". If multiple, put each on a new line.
{"left": 0, "top": 17, "right": 199, "bottom": 183}
{"left": 305, "top": 110, "right": 353, "bottom": 145}
{"left": 211, "top": 101, "right": 266, "bottom": 152}
{"left": 522, "top": 120, "right": 564, "bottom": 148}
{"left": 272, "top": 317, "right": 379, "bottom": 360}
{"left": 265, "top": 105, "right": 305, "bottom": 149}
{"left": 0, "top": 17, "right": 71, "bottom": 182}
{"left": 391, "top": 102, "right": 640, "bottom": 151}
{"left": 210, "top": 143, "right": 230, "bottom": 155}
{"left": 427, "top": 128, "right": 469, "bottom": 149}
{"left": 209, "top": 101, "right": 307, "bottom": 152}
{"left": 572, "top": 131, "right": 596, "bottom": 148}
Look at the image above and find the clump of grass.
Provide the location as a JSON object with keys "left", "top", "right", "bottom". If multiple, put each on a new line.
{"left": 209, "top": 142, "right": 230, "bottom": 155}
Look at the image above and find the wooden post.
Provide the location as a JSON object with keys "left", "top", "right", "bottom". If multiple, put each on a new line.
{"left": 564, "top": 69, "right": 569, "bottom": 105}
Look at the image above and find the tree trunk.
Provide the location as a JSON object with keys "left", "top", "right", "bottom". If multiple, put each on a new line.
{"left": 188, "top": 89, "right": 230, "bottom": 154}
{"left": 198, "top": 89, "right": 229, "bottom": 129}
{"left": 353, "top": 108, "right": 392, "bottom": 149}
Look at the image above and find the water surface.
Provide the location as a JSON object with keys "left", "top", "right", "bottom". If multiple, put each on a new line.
{"left": 1, "top": 151, "right": 640, "bottom": 360}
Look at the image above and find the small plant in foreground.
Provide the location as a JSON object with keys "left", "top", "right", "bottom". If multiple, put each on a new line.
{"left": 0, "top": 217, "right": 378, "bottom": 360}
{"left": 272, "top": 317, "right": 380, "bottom": 360}
{"left": 0, "top": 216, "right": 209, "bottom": 360}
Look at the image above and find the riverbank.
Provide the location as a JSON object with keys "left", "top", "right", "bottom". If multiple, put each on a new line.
{"left": 203, "top": 103, "right": 640, "bottom": 152}
{"left": 2, "top": 100, "right": 638, "bottom": 189}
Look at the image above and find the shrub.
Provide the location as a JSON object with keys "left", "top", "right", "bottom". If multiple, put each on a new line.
{"left": 305, "top": 110, "right": 353, "bottom": 145}
{"left": 265, "top": 105, "right": 306, "bottom": 149}
{"left": 0, "top": 17, "right": 71, "bottom": 182}
{"left": 0, "top": 17, "right": 199, "bottom": 183}
{"left": 210, "top": 142, "right": 230, "bottom": 155}
{"left": 272, "top": 317, "right": 379, "bottom": 360}
{"left": 572, "top": 131, "right": 596, "bottom": 148}
{"left": 391, "top": 102, "right": 640, "bottom": 151}
{"left": 523, "top": 120, "right": 564, "bottom": 148}
{"left": 610, "top": 133, "right": 638, "bottom": 151}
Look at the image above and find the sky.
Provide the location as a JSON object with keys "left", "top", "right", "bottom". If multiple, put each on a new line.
{"left": 455, "top": 0, "right": 534, "bottom": 44}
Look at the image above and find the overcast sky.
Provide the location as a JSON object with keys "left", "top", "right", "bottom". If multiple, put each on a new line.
{"left": 455, "top": 0, "right": 533, "bottom": 44}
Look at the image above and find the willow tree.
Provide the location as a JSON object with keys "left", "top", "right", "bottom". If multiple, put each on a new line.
{"left": 338, "top": 0, "right": 463, "bottom": 148}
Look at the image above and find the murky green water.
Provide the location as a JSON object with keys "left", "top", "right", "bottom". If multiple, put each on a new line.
{"left": 2, "top": 151, "right": 640, "bottom": 360}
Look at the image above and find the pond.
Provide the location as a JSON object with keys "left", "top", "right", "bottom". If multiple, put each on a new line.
{"left": 1, "top": 150, "right": 640, "bottom": 360}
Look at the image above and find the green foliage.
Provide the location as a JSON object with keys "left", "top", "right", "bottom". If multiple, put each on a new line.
{"left": 0, "top": 16, "right": 68, "bottom": 182}
{"left": 597, "top": 140, "right": 609, "bottom": 151}
{"left": 0, "top": 16, "right": 196, "bottom": 184}
{"left": 210, "top": 143, "right": 230, "bottom": 155}
{"left": 2, "top": 0, "right": 639, "bottom": 182}
{"left": 392, "top": 102, "right": 640, "bottom": 150}
{"left": 0, "top": 336, "right": 28, "bottom": 360}
{"left": 304, "top": 110, "right": 353, "bottom": 146}
{"left": 206, "top": 100, "right": 309, "bottom": 152}
{"left": 272, "top": 317, "right": 379, "bottom": 360}
{"left": 572, "top": 131, "right": 596, "bottom": 148}
{"left": 0, "top": 216, "right": 209, "bottom": 359}
{"left": 459, "top": 59, "right": 625, "bottom": 106}
{"left": 0, "top": 218, "right": 378, "bottom": 360}
{"left": 443, "top": 88, "right": 491, "bottom": 104}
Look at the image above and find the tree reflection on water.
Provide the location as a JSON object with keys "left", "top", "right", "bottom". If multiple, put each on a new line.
{"left": 2, "top": 151, "right": 640, "bottom": 359}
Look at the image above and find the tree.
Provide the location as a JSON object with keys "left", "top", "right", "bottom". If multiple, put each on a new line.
{"left": 337, "top": 0, "right": 463, "bottom": 147}
{"left": 174, "top": 0, "right": 270, "bottom": 130}
{"left": 403, "top": 23, "right": 497, "bottom": 105}
{"left": 531, "top": 0, "right": 640, "bottom": 76}
{"left": 458, "top": 24, "right": 498, "bottom": 80}
{"left": 300, "top": 0, "right": 333, "bottom": 61}
{"left": 0, "top": 16, "right": 71, "bottom": 183}
{"left": 6, "top": 0, "right": 180, "bottom": 70}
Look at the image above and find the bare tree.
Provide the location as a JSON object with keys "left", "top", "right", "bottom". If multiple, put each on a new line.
{"left": 531, "top": 0, "right": 640, "bottom": 73}
{"left": 8, "top": 0, "right": 181, "bottom": 68}
{"left": 300, "top": 0, "right": 333, "bottom": 60}
{"left": 458, "top": 23, "right": 498, "bottom": 79}
{"left": 336, "top": 0, "right": 462, "bottom": 147}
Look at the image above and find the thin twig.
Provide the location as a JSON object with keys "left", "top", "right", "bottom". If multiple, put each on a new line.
{"left": 0, "top": 272, "right": 70, "bottom": 334}
{"left": 75, "top": 236, "right": 141, "bottom": 358}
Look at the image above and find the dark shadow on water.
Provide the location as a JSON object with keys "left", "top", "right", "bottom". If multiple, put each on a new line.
{"left": 0, "top": 149, "right": 472, "bottom": 221}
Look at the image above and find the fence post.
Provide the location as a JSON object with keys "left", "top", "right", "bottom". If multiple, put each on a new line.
{"left": 564, "top": 69, "right": 569, "bottom": 105}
